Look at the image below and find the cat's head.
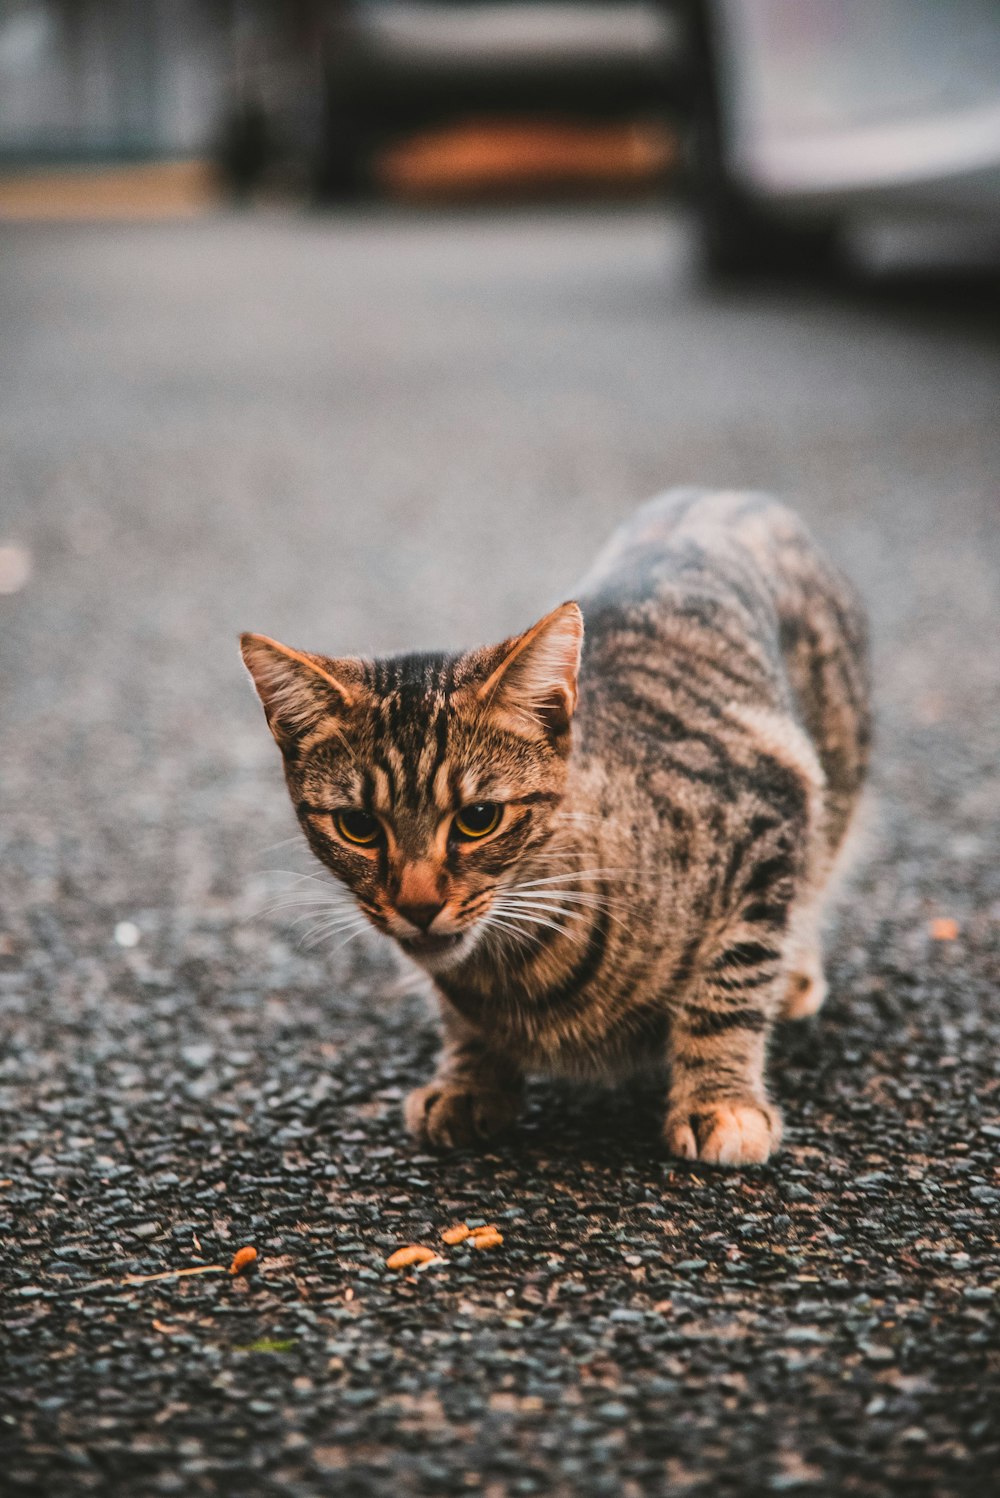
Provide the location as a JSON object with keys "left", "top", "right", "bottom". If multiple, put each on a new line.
{"left": 241, "top": 603, "right": 583, "bottom": 970}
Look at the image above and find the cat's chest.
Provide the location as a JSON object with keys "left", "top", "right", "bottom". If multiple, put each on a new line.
{"left": 440, "top": 977, "right": 670, "bottom": 1082}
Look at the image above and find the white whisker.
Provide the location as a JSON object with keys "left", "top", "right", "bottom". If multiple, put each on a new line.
{"left": 493, "top": 897, "right": 585, "bottom": 923}
{"left": 507, "top": 868, "right": 623, "bottom": 888}
{"left": 300, "top": 917, "right": 371, "bottom": 952}
{"left": 303, "top": 926, "right": 370, "bottom": 955}
{"left": 263, "top": 869, "right": 342, "bottom": 888}
{"left": 260, "top": 892, "right": 353, "bottom": 913}
{"left": 478, "top": 914, "right": 547, "bottom": 954}
{"left": 500, "top": 890, "right": 610, "bottom": 910}
{"left": 256, "top": 834, "right": 308, "bottom": 856}
{"left": 491, "top": 907, "right": 574, "bottom": 937}
{"left": 294, "top": 906, "right": 369, "bottom": 940}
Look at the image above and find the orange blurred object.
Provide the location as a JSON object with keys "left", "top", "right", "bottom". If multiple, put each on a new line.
{"left": 380, "top": 120, "right": 674, "bottom": 200}
{"left": 929, "top": 917, "right": 960, "bottom": 941}
{"left": 229, "top": 1245, "right": 258, "bottom": 1275}
{"left": 386, "top": 1244, "right": 440, "bottom": 1270}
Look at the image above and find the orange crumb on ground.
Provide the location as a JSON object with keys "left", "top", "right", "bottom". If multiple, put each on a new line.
{"left": 469, "top": 1226, "right": 503, "bottom": 1250}
{"left": 441, "top": 1224, "right": 470, "bottom": 1245}
{"left": 386, "top": 1244, "right": 439, "bottom": 1270}
{"left": 229, "top": 1245, "right": 258, "bottom": 1275}
{"left": 152, "top": 1319, "right": 181, "bottom": 1335}
{"left": 930, "top": 918, "right": 960, "bottom": 941}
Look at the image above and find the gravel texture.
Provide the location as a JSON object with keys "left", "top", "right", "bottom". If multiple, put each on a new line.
{"left": 1, "top": 209, "right": 998, "bottom": 1497}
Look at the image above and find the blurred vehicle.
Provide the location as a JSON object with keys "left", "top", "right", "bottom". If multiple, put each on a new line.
{"left": 685, "top": 0, "right": 1000, "bottom": 273}
{"left": 217, "top": 0, "right": 682, "bottom": 199}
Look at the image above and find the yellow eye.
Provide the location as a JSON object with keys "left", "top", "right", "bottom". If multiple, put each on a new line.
{"left": 334, "top": 809, "right": 381, "bottom": 846}
{"left": 453, "top": 802, "right": 502, "bottom": 841}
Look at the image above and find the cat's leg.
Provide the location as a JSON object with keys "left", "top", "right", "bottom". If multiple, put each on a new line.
{"left": 404, "top": 1012, "right": 522, "bottom": 1150}
{"left": 664, "top": 1005, "right": 783, "bottom": 1167}
{"left": 663, "top": 924, "right": 791, "bottom": 1166}
{"left": 780, "top": 892, "right": 828, "bottom": 1020}
{"left": 782, "top": 793, "right": 869, "bottom": 1020}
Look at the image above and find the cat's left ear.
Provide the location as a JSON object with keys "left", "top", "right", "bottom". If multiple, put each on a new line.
{"left": 475, "top": 601, "right": 583, "bottom": 741}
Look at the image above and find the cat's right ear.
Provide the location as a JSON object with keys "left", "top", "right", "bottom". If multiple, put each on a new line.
{"left": 240, "top": 633, "right": 354, "bottom": 752}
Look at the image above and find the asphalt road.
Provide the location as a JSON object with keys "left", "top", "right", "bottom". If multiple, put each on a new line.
{"left": 1, "top": 208, "right": 998, "bottom": 1497}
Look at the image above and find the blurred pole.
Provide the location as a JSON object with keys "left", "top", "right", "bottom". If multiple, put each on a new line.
{"left": 311, "top": 0, "right": 372, "bottom": 201}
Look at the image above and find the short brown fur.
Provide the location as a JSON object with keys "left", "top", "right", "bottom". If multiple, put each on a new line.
{"left": 242, "top": 490, "right": 871, "bottom": 1165}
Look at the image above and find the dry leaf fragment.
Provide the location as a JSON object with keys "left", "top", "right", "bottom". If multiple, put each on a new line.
{"left": 930, "top": 918, "right": 959, "bottom": 941}
{"left": 441, "top": 1224, "right": 470, "bottom": 1245}
{"left": 229, "top": 1245, "right": 258, "bottom": 1276}
{"left": 386, "top": 1244, "right": 439, "bottom": 1270}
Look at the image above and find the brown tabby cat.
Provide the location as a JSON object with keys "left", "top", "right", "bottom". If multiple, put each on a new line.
{"left": 241, "top": 490, "right": 870, "bottom": 1166}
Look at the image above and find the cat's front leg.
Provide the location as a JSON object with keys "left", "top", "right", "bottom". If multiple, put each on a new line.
{"left": 404, "top": 1015, "right": 523, "bottom": 1150}
{"left": 663, "top": 945, "right": 786, "bottom": 1167}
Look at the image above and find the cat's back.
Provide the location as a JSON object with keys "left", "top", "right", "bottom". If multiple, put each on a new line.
{"left": 574, "top": 489, "right": 871, "bottom": 838}
{"left": 578, "top": 489, "right": 834, "bottom": 638}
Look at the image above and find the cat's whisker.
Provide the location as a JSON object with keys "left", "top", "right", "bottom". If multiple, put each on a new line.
{"left": 494, "top": 896, "right": 586, "bottom": 921}
{"left": 506, "top": 867, "right": 624, "bottom": 888}
{"left": 259, "top": 897, "right": 358, "bottom": 924}
{"left": 295, "top": 907, "right": 370, "bottom": 942}
{"left": 299, "top": 912, "right": 371, "bottom": 950}
{"left": 500, "top": 889, "right": 612, "bottom": 910}
{"left": 488, "top": 905, "right": 583, "bottom": 941}
{"left": 256, "top": 834, "right": 309, "bottom": 856}
{"left": 252, "top": 895, "right": 357, "bottom": 929}
{"left": 260, "top": 890, "right": 354, "bottom": 911}
{"left": 287, "top": 904, "right": 369, "bottom": 928}
{"left": 500, "top": 883, "right": 627, "bottom": 912}
{"left": 262, "top": 868, "right": 343, "bottom": 888}
{"left": 302, "top": 921, "right": 372, "bottom": 955}
{"left": 478, "top": 913, "right": 548, "bottom": 955}
{"left": 496, "top": 890, "right": 632, "bottom": 936}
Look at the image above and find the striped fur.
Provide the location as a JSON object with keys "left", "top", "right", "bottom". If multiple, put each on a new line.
{"left": 242, "top": 490, "right": 871, "bottom": 1166}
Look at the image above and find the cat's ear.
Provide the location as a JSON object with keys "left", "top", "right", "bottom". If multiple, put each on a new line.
{"left": 240, "top": 633, "right": 355, "bottom": 751}
{"left": 475, "top": 601, "right": 583, "bottom": 740}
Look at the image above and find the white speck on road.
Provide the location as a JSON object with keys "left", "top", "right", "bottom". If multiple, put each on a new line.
{"left": 114, "top": 921, "right": 141, "bottom": 948}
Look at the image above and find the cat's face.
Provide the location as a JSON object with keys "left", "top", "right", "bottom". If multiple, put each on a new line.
{"left": 241, "top": 604, "right": 583, "bottom": 971}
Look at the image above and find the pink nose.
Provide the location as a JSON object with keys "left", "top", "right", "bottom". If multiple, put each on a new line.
{"left": 396, "top": 901, "right": 443, "bottom": 932}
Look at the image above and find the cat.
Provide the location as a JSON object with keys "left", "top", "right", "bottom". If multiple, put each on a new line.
{"left": 241, "top": 489, "right": 870, "bottom": 1166}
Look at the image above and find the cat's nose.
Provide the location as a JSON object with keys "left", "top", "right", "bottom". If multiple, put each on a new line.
{"left": 396, "top": 901, "right": 444, "bottom": 932}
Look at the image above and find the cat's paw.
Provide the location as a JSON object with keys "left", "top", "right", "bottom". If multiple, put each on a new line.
{"left": 664, "top": 1101, "right": 782, "bottom": 1167}
{"left": 781, "top": 959, "right": 828, "bottom": 1020}
{"left": 404, "top": 1082, "right": 519, "bottom": 1150}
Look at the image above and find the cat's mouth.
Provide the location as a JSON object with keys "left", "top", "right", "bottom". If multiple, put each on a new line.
{"left": 396, "top": 930, "right": 466, "bottom": 960}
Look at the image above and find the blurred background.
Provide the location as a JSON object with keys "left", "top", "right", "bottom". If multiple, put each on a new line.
{"left": 1, "top": 0, "right": 999, "bottom": 244}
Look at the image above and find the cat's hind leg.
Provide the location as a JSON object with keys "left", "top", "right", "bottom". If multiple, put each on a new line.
{"left": 780, "top": 791, "right": 871, "bottom": 1020}
{"left": 783, "top": 959, "right": 828, "bottom": 1020}
{"left": 780, "top": 894, "right": 828, "bottom": 1020}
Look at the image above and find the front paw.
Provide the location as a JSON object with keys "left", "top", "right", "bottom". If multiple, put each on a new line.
{"left": 404, "top": 1082, "right": 519, "bottom": 1150}
{"left": 664, "top": 1100, "right": 782, "bottom": 1167}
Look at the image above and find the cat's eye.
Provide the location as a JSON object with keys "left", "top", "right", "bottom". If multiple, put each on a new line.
{"left": 453, "top": 802, "right": 502, "bottom": 841}
{"left": 333, "top": 808, "right": 382, "bottom": 847}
